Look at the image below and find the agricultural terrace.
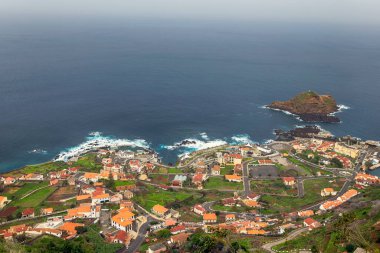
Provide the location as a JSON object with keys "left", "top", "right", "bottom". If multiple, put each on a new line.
{"left": 204, "top": 176, "right": 243, "bottom": 191}
{"left": 250, "top": 179, "right": 298, "bottom": 196}
{"left": 261, "top": 177, "right": 346, "bottom": 214}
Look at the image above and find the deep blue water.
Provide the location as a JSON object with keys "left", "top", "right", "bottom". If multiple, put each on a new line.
{"left": 1, "top": 19, "right": 380, "bottom": 172}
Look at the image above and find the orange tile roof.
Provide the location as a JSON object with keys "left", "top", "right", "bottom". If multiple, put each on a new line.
{"left": 112, "top": 210, "right": 134, "bottom": 227}
{"left": 247, "top": 229, "right": 266, "bottom": 235}
{"left": 92, "top": 193, "right": 109, "bottom": 199}
{"left": 203, "top": 213, "right": 217, "bottom": 221}
{"left": 152, "top": 204, "right": 168, "bottom": 214}
{"left": 0, "top": 196, "right": 7, "bottom": 202}
{"left": 59, "top": 222, "right": 84, "bottom": 235}
{"left": 225, "top": 174, "right": 242, "bottom": 181}
{"left": 76, "top": 194, "right": 91, "bottom": 201}
{"left": 84, "top": 172, "right": 99, "bottom": 179}
{"left": 225, "top": 214, "right": 235, "bottom": 219}
{"left": 243, "top": 200, "right": 260, "bottom": 207}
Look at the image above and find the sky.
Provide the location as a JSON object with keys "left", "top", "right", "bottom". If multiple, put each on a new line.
{"left": 1, "top": 0, "right": 380, "bottom": 25}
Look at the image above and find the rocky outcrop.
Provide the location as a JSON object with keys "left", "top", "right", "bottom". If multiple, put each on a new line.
{"left": 267, "top": 91, "right": 340, "bottom": 123}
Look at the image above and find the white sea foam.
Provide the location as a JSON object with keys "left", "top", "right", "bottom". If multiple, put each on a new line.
{"left": 28, "top": 149, "right": 48, "bottom": 155}
{"left": 54, "top": 132, "right": 149, "bottom": 162}
{"left": 161, "top": 133, "right": 228, "bottom": 158}
{"left": 200, "top": 132, "right": 209, "bottom": 140}
{"left": 263, "top": 139, "right": 274, "bottom": 144}
{"left": 329, "top": 104, "right": 350, "bottom": 116}
{"left": 163, "top": 138, "right": 227, "bottom": 151}
{"left": 230, "top": 134, "right": 257, "bottom": 145}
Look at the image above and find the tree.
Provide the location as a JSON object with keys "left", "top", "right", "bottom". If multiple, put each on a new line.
{"left": 331, "top": 158, "right": 343, "bottom": 168}
{"left": 156, "top": 229, "right": 171, "bottom": 239}
{"left": 75, "top": 226, "right": 88, "bottom": 234}
{"left": 311, "top": 245, "right": 318, "bottom": 253}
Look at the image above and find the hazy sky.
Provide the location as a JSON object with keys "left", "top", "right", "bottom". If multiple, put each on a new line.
{"left": 2, "top": 0, "right": 380, "bottom": 25}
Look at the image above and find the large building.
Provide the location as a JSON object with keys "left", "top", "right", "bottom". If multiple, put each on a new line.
{"left": 334, "top": 142, "right": 360, "bottom": 159}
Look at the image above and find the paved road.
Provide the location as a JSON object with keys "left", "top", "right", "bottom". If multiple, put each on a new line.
{"left": 242, "top": 161, "right": 251, "bottom": 197}
{"left": 297, "top": 178, "right": 304, "bottom": 197}
{"left": 124, "top": 217, "right": 152, "bottom": 253}
{"left": 261, "top": 227, "right": 308, "bottom": 252}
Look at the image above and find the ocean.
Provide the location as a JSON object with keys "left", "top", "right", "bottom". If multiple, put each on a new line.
{"left": 1, "top": 19, "right": 380, "bottom": 174}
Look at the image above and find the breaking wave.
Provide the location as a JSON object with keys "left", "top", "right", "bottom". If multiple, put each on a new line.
{"left": 28, "top": 149, "right": 48, "bottom": 155}
{"left": 54, "top": 132, "right": 149, "bottom": 162}
{"left": 230, "top": 134, "right": 257, "bottom": 145}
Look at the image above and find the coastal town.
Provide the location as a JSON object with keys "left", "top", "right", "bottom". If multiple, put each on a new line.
{"left": 0, "top": 127, "right": 379, "bottom": 253}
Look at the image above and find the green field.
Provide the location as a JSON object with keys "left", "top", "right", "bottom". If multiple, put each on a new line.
{"left": 4, "top": 182, "right": 49, "bottom": 199}
{"left": 11, "top": 186, "right": 57, "bottom": 208}
{"left": 72, "top": 153, "right": 102, "bottom": 172}
{"left": 204, "top": 177, "right": 243, "bottom": 191}
{"left": 167, "top": 167, "right": 182, "bottom": 173}
{"left": 261, "top": 178, "right": 345, "bottom": 214}
{"left": 133, "top": 185, "right": 196, "bottom": 210}
{"left": 114, "top": 180, "right": 135, "bottom": 187}
{"left": 212, "top": 204, "right": 251, "bottom": 213}
{"left": 287, "top": 156, "right": 332, "bottom": 176}
{"left": 220, "top": 165, "right": 234, "bottom": 175}
{"left": 5, "top": 162, "right": 68, "bottom": 176}
{"left": 250, "top": 179, "right": 297, "bottom": 196}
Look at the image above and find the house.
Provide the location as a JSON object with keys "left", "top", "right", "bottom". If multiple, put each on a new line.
{"left": 319, "top": 200, "right": 342, "bottom": 211}
{"left": 170, "top": 224, "right": 186, "bottom": 235}
{"left": 111, "top": 209, "right": 135, "bottom": 231}
{"left": 258, "top": 159, "right": 273, "bottom": 165}
{"left": 172, "top": 175, "right": 187, "bottom": 188}
{"left": 355, "top": 173, "right": 379, "bottom": 186}
{"left": 231, "top": 154, "right": 242, "bottom": 165}
{"left": 225, "top": 174, "right": 242, "bottom": 182}
{"left": 20, "top": 173, "right": 44, "bottom": 181}
{"left": 298, "top": 210, "right": 314, "bottom": 217}
{"left": 246, "top": 193, "right": 261, "bottom": 201}
{"left": 67, "top": 176, "right": 76, "bottom": 186}
{"left": 83, "top": 172, "right": 100, "bottom": 183}
{"left": 123, "top": 190, "right": 134, "bottom": 199}
{"left": 282, "top": 177, "right": 296, "bottom": 186}
{"left": 91, "top": 193, "right": 110, "bottom": 205}
{"left": 203, "top": 213, "right": 217, "bottom": 224}
{"left": 243, "top": 199, "right": 260, "bottom": 208}
{"left": 65, "top": 204, "right": 98, "bottom": 220}
{"left": 59, "top": 222, "right": 84, "bottom": 237}
{"left": 193, "top": 204, "right": 206, "bottom": 215}
{"left": 221, "top": 198, "right": 236, "bottom": 207}
{"left": 22, "top": 208, "right": 35, "bottom": 218}
{"left": 76, "top": 194, "right": 91, "bottom": 202}
{"left": 41, "top": 208, "right": 54, "bottom": 215}
{"left": 321, "top": 188, "right": 337, "bottom": 197}
{"left": 147, "top": 243, "right": 167, "bottom": 253}
{"left": 336, "top": 156, "right": 352, "bottom": 168}
{"left": 129, "top": 159, "right": 143, "bottom": 173}
{"left": 225, "top": 214, "right": 235, "bottom": 221}
{"left": 337, "top": 189, "right": 358, "bottom": 202}
{"left": 50, "top": 179, "right": 59, "bottom": 186}
{"left": 233, "top": 164, "right": 242, "bottom": 175}
{"left": 303, "top": 218, "right": 321, "bottom": 230}
{"left": 317, "top": 141, "right": 335, "bottom": 152}
{"left": 192, "top": 173, "right": 207, "bottom": 188}
{"left": 120, "top": 200, "right": 135, "bottom": 210}
{"left": 2, "top": 177, "right": 16, "bottom": 185}
{"left": 110, "top": 230, "right": 131, "bottom": 247}
{"left": 211, "top": 165, "right": 221, "bottom": 175}
{"left": 0, "top": 196, "right": 8, "bottom": 209}
{"left": 152, "top": 204, "right": 169, "bottom": 217}
{"left": 170, "top": 233, "right": 190, "bottom": 245}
